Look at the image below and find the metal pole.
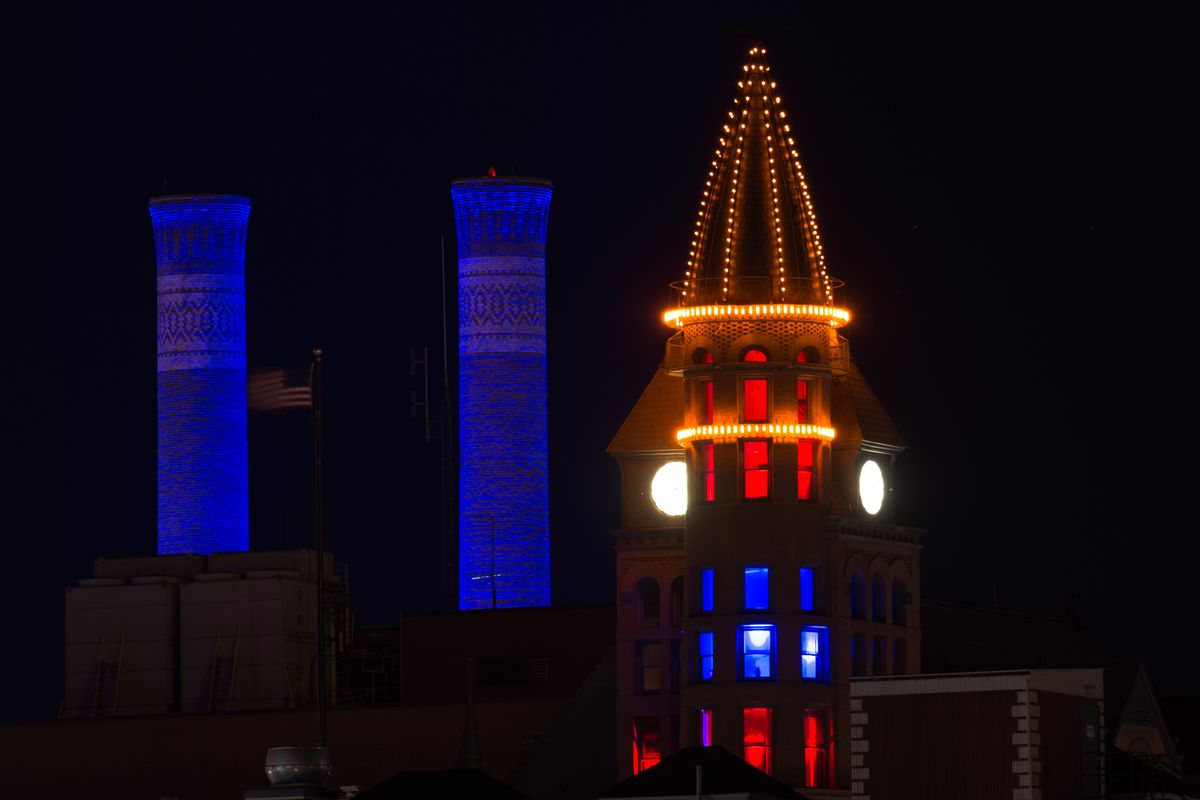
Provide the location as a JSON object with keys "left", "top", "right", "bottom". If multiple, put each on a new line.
{"left": 313, "top": 347, "right": 327, "bottom": 748}
{"left": 490, "top": 516, "right": 496, "bottom": 609}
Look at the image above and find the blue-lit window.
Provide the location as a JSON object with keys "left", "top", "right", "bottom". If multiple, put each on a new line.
{"left": 700, "top": 568, "right": 714, "bottom": 613}
{"left": 800, "top": 626, "right": 828, "bottom": 682}
{"left": 698, "top": 632, "right": 714, "bottom": 681}
{"left": 744, "top": 566, "right": 769, "bottom": 610}
{"left": 739, "top": 624, "right": 775, "bottom": 680}
{"left": 799, "top": 567, "right": 815, "bottom": 611}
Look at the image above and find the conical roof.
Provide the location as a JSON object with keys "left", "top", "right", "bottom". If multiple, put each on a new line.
{"left": 680, "top": 46, "right": 834, "bottom": 307}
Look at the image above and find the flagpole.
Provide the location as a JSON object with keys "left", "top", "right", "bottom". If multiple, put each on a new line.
{"left": 312, "top": 346, "right": 327, "bottom": 748}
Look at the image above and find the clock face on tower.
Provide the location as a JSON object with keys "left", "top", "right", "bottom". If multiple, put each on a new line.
{"left": 859, "top": 459, "right": 885, "bottom": 515}
{"left": 650, "top": 461, "right": 688, "bottom": 517}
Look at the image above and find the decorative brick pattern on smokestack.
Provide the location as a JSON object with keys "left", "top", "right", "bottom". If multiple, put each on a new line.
{"left": 452, "top": 177, "right": 552, "bottom": 609}
{"left": 151, "top": 195, "right": 250, "bottom": 555}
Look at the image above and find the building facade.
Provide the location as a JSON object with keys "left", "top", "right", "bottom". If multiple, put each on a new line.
{"left": 612, "top": 47, "right": 922, "bottom": 791}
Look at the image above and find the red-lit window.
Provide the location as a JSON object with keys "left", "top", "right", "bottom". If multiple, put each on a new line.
{"left": 802, "top": 708, "right": 830, "bottom": 787}
{"left": 796, "top": 350, "right": 807, "bottom": 363}
{"left": 633, "top": 718, "right": 662, "bottom": 774}
{"left": 694, "top": 348, "right": 713, "bottom": 365}
{"left": 742, "top": 347, "right": 768, "bottom": 362}
{"left": 743, "top": 707, "right": 773, "bottom": 774}
{"left": 743, "top": 441, "right": 769, "bottom": 499}
{"left": 797, "top": 439, "right": 815, "bottom": 502}
{"left": 796, "top": 379, "right": 809, "bottom": 422}
{"left": 702, "top": 442, "right": 715, "bottom": 502}
{"left": 742, "top": 378, "right": 768, "bottom": 422}
{"left": 699, "top": 380, "right": 714, "bottom": 424}
{"left": 700, "top": 708, "right": 713, "bottom": 746}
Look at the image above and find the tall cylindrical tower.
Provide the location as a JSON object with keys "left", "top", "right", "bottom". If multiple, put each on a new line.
{"left": 151, "top": 194, "right": 251, "bottom": 555}
{"left": 452, "top": 176, "right": 553, "bottom": 609}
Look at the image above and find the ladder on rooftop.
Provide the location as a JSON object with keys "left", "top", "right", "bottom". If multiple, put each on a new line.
{"left": 208, "top": 625, "right": 241, "bottom": 712}
{"left": 92, "top": 632, "right": 124, "bottom": 717}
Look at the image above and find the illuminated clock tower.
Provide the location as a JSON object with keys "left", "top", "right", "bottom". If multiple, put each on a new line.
{"left": 612, "top": 46, "right": 922, "bottom": 792}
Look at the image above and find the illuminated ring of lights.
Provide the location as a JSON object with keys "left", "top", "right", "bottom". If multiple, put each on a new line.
{"left": 663, "top": 304, "right": 850, "bottom": 328}
{"left": 676, "top": 423, "right": 835, "bottom": 444}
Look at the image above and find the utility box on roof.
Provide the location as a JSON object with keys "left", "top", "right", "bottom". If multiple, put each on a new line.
{"left": 180, "top": 572, "right": 317, "bottom": 712}
{"left": 64, "top": 579, "right": 181, "bottom": 717}
{"left": 850, "top": 669, "right": 1104, "bottom": 800}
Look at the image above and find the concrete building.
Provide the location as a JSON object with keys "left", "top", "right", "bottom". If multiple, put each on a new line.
{"left": 64, "top": 549, "right": 348, "bottom": 719}
{"left": 849, "top": 669, "right": 1105, "bottom": 800}
{"left": 610, "top": 46, "right": 921, "bottom": 792}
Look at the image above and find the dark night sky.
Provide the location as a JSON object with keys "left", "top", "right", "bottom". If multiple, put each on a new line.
{"left": 4, "top": 4, "right": 1193, "bottom": 721}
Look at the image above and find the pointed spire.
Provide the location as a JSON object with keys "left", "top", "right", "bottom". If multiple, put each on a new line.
{"left": 680, "top": 45, "right": 835, "bottom": 307}
{"left": 455, "top": 657, "right": 485, "bottom": 770}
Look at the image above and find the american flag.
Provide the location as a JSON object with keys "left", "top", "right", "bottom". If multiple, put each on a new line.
{"left": 248, "top": 366, "right": 313, "bottom": 411}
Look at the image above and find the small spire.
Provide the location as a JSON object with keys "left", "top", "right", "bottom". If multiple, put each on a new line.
{"left": 679, "top": 44, "right": 834, "bottom": 307}
{"left": 455, "top": 657, "right": 484, "bottom": 770}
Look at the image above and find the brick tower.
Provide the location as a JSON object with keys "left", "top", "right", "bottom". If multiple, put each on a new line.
{"left": 452, "top": 176, "right": 554, "bottom": 609}
{"left": 612, "top": 47, "right": 921, "bottom": 791}
{"left": 152, "top": 195, "right": 251, "bottom": 555}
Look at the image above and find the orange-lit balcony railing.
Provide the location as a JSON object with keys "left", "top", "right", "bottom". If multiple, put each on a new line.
{"left": 669, "top": 276, "right": 847, "bottom": 307}
{"left": 676, "top": 423, "right": 836, "bottom": 444}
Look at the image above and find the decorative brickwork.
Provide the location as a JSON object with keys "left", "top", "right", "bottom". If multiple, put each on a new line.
{"left": 151, "top": 195, "right": 251, "bottom": 555}
{"left": 452, "top": 178, "right": 553, "bottom": 609}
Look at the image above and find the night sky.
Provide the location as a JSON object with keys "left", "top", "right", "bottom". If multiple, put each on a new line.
{"left": 5, "top": 4, "right": 1192, "bottom": 722}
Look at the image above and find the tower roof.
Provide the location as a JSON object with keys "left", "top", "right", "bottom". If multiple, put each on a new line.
{"left": 680, "top": 46, "right": 836, "bottom": 308}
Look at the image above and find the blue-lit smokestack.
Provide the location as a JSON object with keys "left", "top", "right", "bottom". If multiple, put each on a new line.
{"left": 452, "top": 176, "right": 553, "bottom": 609}
{"left": 151, "top": 195, "right": 251, "bottom": 555}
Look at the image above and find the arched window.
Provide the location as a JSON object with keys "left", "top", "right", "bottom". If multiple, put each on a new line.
{"left": 636, "top": 577, "right": 660, "bottom": 627}
{"left": 669, "top": 576, "right": 684, "bottom": 627}
{"left": 871, "top": 575, "right": 887, "bottom": 622}
{"left": 849, "top": 570, "right": 866, "bottom": 620}
{"left": 797, "top": 346, "right": 820, "bottom": 364}
{"left": 892, "top": 578, "right": 909, "bottom": 627}
{"left": 742, "top": 347, "right": 769, "bottom": 362}
{"left": 693, "top": 348, "right": 713, "bottom": 365}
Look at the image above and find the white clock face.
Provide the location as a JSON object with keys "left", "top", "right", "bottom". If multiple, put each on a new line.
{"left": 650, "top": 461, "right": 688, "bottom": 517}
{"left": 859, "top": 460, "right": 885, "bottom": 515}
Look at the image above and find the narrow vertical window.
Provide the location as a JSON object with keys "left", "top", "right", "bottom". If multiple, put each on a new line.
{"left": 700, "top": 568, "right": 714, "bottom": 613}
{"left": 893, "top": 638, "right": 907, "bottom": 675}
{"left": 636, "top": 641, "right": 661, "bottom": 694}
{"left": 742, "top": 441, "right": 770, "bottom": 499}
{"left": 892, "top": 578, "right": 909, "bottom": 626}
{"left": 743, "top": 566, "right": 769, "bottom": 610}
{"left": 698, "top": 632, "right": 714, "bottom": 681}
{"left": 636, "top": 577, "right": 660, "bottom": 627}
{"left": 851, "top": 633, "right": 867, "bottom": 677}
{"left": 743, "top": 707, "right": 773, "bottom": 773}
{"left": 850, "top": 571, "right": 866, "bottom": 620}
{"left": 872, "top": 635, "right": 888, "bottom": 675}
{"left": 632, "top": 718, "right": 662, "bottom": 774}
{"left": 800, "top": 626, "right": 827, "bottom": 682}
{"left": 797, "top": 439, "right": 815, "bottom": 501}
{"left": 802, "top": 708, "right": 830, "bottom": 787}
{"left": 701, "top": 380, "right": 714, "bottom": 424}
{"left": 702, "top": 442, "right": 715, "bottom": 502}
{"left": 799, "top": 567, "right": 815, "bottom": 612}
{"left": 872, "top": 575, "right": 887, "bottom": 622}
{"left": 739, "top": 624, "right": 775, "bottom": 680}
{"left": 797, "top": 379, "right": 809, "bottom": 422}
{"left": 742, "top": 378, "right": 768, "bottom": 422}
{"left": 700, "top": 708, "right": 713, "bottom": 747}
